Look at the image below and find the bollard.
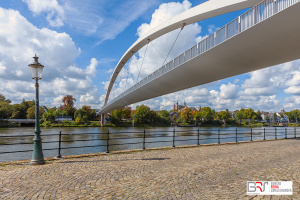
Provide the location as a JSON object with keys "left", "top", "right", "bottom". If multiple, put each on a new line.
{"left": 56, "top": 131, "right": 62, "bottom": 159}
{"left": 285, "top": 128, "right": 287, "bottom": 139}
{"left": 172, "top": 129, "right": 175, "bottom": 148}
{"left": 295, "top": 127, "right": 296, "bottom": 138}
{"left": 275, "top": 128, "right": 277, "bottom": 140}
{"left": 218, "top": 128, "right": 220, "bottom": 144}
{"left": 143, "top": 129, "right": 146, "bottom": 150}
{"left": 264, "top": 128, "right": 266, "bottom": 140}
{"left": 251, "top": 128, "right": 253, "bottom": 141}
{"left": 197, "top": 128, "right": 200, "bottom": 145}
{"left": 236, "top": 128, "right": 238, "bottom": 143}
{"left": 106, "top": 130, "right": 110, "bottom": 153}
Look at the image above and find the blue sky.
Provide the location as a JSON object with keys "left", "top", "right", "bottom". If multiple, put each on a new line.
{"left": 0, "top": 0, "right": 299, "bottom": 112}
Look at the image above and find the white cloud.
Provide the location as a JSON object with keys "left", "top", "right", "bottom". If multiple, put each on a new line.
{"left": 0, "top": 8, "right": 102, "bottom": 108}
{"left": 220, "top": 83, "right": 237, "bottom": 99}
{"left": 23, "top": 0, "right": 65, "bottom": 27}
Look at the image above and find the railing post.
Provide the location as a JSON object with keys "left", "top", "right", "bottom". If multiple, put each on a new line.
{"left": 218, "top": 128, "right": 220, "bottom": 144}
{"left": 295, "top": 127, "right": 296, "bottom": 138}
{"left": 235, "top": 128, "right": 238, "bottom": 143}
{"left": 251, "top": 128, "right": 253, "bottom": 141}
{"left": 197, "top": 128, "right": 200, "bottom": 145}
{"left": 143, "top": 129, "right": 146, "bottom": 150}
{"left": 264, "top": 128, "right": 266, "bottom": 140}
{"left": 285, "top": 127, "right": 287, "bottom": 139}
{"left": 275, "top": 127, "right": 277, "bottom": 139}
{"left": 172, "top": 129, "right": 175, "bottom": 148}
{"left": 56, "top": 131, "right": 62, "bottom": 159}
{"left": 106, "top": 130, "right": 110, "bottom": 153}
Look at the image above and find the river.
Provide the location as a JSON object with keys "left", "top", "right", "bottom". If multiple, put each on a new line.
{"left": 0, "top": 126, "right": 296, "bottom": 162}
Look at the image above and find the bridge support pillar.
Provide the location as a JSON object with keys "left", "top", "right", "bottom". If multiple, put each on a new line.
{"left": 100, "top": 114, "right": 106, "bottom": 126}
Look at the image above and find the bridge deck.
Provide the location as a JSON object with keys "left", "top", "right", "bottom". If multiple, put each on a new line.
{"left": 101, "top": 1, "right": 300, "bottom": 113}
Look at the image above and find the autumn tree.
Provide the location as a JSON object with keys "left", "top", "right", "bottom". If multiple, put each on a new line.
{"left": 62, "top": 95, "right": 76, "bottom": 118}
{"left": 180, "top": 108, "right": 193, "bottom": 124}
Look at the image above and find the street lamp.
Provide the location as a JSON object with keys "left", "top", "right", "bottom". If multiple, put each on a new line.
{"left": 28, "top": 54, "right": 45, "bottom": 165}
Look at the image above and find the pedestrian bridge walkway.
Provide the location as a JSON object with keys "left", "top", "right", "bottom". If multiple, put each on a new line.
{"left": 100, "top": 0, "right": 300, "bottom": 114}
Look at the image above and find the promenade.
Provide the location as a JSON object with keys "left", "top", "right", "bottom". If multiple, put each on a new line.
{"left": 0, "top": 139, "right": 299, "bottom": 199}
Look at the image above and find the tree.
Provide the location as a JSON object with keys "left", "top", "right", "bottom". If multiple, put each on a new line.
{"left": 0, "top": 94, "right": 11, "bottom": 103}
{"left": 0, "top": 102, "right": 12, "bottom": 119}
{"left": 172, "top": 115, "right": 176, "bottom": 121}
{"left": 235, "top": 108, "right": 245, "bottom": 121}
{"left": 273, "top": 113, "right": 277, "bottom": 122}
{"left": 110, "top": 107, "right": 123, "bottom": 123}
{"left": 180, "top": 108, "right": 193, "bottom": 124}
{"left": 256, "top": 110, "right": 262, "bottom": 121}
{"left": 198, "top": 107, "right": 213, "bottom": 121}
{"left": 134, "top": 104, "right": 151, "bottom": 124}
{"left": 265, "top": 115, "right": 270, "bottom": 122}
{"left": 11, "top": 104, "right": 28, "bottom": 119}
{"left": 62, "top": 95, "right": 76, "bottom": 109}
{"left": 244, "top": 108, "right": 256, "bottom": 120}
{"left": 285, "top": 109, "right": 300, "bottom": 121}
{"left": 218, "top": 110, "right": 230, "bottom": 122}
{"left": 26, "top": 105, "right": 45, "bottom": 119}
{"left": 159, "top": 110, "right": 170, "bottom": 120}
{"left": 42, "top": 107, "right": 57, "bottom": 122}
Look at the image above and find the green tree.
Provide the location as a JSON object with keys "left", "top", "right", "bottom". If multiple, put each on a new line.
{"left": 285, "top": 109, "right": 300, "bottom": 121}
{"left": 42, "top": 107, "right": 57, "bottom": 122}
{"left": 0, "top": 102, "right": 12, "bottom": 119}
{"left": 265, "top": 115, "right": 270, "bottom": 122}
{"left": 111, "top": 107, "right": 123, "bottom": 123}
{"left": 134, "top": 104, "right": 151, "bottom": 124}
{"left": 218, "top": 110, "right": 230, "bottom": 122}
{"left": 159, "top": 110, "right": 170, "bottom": 120}
{"left": 172, "top": 115, "right": 176, "bottom": 121}
{"left": 244, "top": 108, "right": 256, "bottom": 120}
{"left": 11, "top": 104, "right": 28, "bottom": 119}
{"left": 256, "top": 110, "right": 262, "bottom": 121}
{"left": 198, "top": 107, "right": 213, "bottom": 121}
{"left": 26, "top": 105, "right": 45, "bottom": 119}
{"left": 235, "top": 108, "right": 245, "bottom": 121}
{"left": 0, "top": 94, "right": 11, "bottom": 103}
{"left": 273, "top": 113, "right": 277, "bottom": 122}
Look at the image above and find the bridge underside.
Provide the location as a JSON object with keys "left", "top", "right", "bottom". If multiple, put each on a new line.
{"left": 100, "top": 2, "right": 300, "bottom": 114}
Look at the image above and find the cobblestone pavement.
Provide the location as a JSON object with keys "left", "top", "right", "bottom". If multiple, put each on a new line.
{"left": 0, "top": 139, "right": 300, "bottom": 199}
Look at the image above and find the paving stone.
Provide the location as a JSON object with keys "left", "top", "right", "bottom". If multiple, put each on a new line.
{"left": 0, "top": 139, "right": 300, "bottom": 199}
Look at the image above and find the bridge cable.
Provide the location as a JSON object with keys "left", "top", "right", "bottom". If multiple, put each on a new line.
{"left": 150, "top": 42, "right": 165, "bottom": 60}
{"left": 124, "top": 57, "right": 133, "bottom": 91}
{"left": 136, "top": 39, "right": 150, "bottom": 84}
{"left": 161, "top": 23, "right": 185, "bottom": 67}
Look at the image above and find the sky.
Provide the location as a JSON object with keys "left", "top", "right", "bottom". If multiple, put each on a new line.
{"left": 0, "top": 0, "right": 299, "bottom": 112}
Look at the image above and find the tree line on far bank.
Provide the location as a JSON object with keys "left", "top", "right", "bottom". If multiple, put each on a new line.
{"left": 0, "top": 94, "right": 97, "bottom": 126}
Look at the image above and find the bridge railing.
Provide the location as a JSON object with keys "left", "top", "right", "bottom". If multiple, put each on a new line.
{"left": 0, "top": 127, "right": 298, "bottom": 162}
{"left": 104, "top": 0, "right": 299, "bottom": 108}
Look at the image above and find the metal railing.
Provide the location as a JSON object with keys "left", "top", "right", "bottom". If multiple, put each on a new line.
{"left": 104, "top": 0, "right": 300, "bottom": 109}
{"left": 0, "top": 127, "right": 298, "bottom": 161}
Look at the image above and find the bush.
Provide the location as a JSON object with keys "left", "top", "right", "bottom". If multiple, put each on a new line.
{"left": 75, "top": 117, "right": 83, "bottom": 124}
{"left": 242, "top": 120, "right": 249, "bottom": 125}
{"left": 104, "top": 122, "right": 116, "bottom": 127}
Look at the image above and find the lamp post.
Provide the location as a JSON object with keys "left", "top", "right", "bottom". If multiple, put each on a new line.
{"left": 28, "top": 54, "right": 45, "bottom": 165}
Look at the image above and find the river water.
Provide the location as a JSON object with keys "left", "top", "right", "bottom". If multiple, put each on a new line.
{"left": 0, "top": 126, "right": 297, "bottom": 162}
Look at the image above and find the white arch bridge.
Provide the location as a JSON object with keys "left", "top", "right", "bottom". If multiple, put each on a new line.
{"left": 99, "top": 0, "right": 300, "bottom": 117}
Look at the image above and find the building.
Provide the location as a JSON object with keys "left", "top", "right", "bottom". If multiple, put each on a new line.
{"left": 173, "top": 101, "right": 199, "bottom": 112}
{"left": 55, "top": 116, "right": 73, "bottom": 121}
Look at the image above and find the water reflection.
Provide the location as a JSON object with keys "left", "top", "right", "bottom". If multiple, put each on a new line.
{"left": 0, "top": 126, "right": 298, "bottom": 162}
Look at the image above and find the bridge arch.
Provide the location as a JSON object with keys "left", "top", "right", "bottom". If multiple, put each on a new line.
{"left": 103, "top": 0, "right": 262, "bottom": 106}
